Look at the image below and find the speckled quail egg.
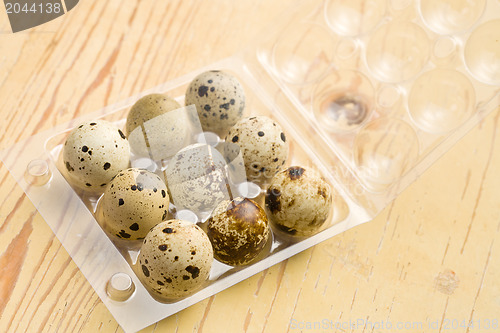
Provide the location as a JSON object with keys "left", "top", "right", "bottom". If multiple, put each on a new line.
{"left": 137, "top": 219, "right": 213, "bottom": 299}
{"left": 99, "top": 168, "right": 169, "bottom": 240}
{"left": 165, "top": 143, "right": 231, "bottom": 215}
{"left": 62, "top": 120, "right": 130, "bottom": 192}
{"left": 225, "top": 116, "right": 288, "bottom": 184}
{"left": 126, "top": 94, "right": 188, "bottom": 160}
{"left": 265, "top": 166, "right": 332, "bottom": 237}
{"left": 185, "top": 70, "right": 245, "bottom": 136}
{"left": 207, "top": 197, "right": 269, "bottom": 266}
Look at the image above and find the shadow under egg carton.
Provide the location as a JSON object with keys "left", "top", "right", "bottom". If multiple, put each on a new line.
{"left": 255, "top": 0, "right": 500, "bottom": 203}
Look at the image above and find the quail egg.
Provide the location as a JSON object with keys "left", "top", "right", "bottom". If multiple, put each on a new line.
{"left": 225, "top": 116, "right": 288, "bottom": 184}
{"left": 165, "top": 143, "right": 231, "bottom": 216}
{"left": 126, "top": 93, "right": 188, "bottom": 160}
{"left": 265, "top": 166, "right": 332, "bottom": 237}
{"left": 99, "top": 168, "right": 169, "bottom": 240}
{"left": 207, "top": 197, "right": 269, "bottom": 266}
{"left": 185, "top": 70, "right": 245, "bottom": 136}
{"left": 137, "top": 219, "right": 213, "bottom": 299}
{"left": 62, "top": 120, "right": 130, "bottom": 192}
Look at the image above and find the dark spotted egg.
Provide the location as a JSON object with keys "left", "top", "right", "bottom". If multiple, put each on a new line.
{"left": 62, "top": 120, "right": 130, "bottom": 192}
{"left": 100, "top": 168, "right": 169, "bottom": 240}
{"left": 185, "top": 70, "right": 245, "bottom": 136}
{"left": 207, "top": 198, "right": 269, "bottom": 266}
{"left": 137, "top": 219, "right": 213, "bottom": 299}
{"left": 265, "top": 166, "right": 332, "bottom": 237}
{"left": 224, "top": 116, "right": 288, "bottom": 184}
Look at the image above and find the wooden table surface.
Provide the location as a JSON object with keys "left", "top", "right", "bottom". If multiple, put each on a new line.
{"left": 1, "top": 1, "right": 500, "bottom": 332}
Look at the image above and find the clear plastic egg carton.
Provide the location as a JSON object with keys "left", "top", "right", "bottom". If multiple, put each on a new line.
{"left": 1, "top": 0, "right": 499, "bottom": 332}
{"left": 253, "top": 0, "right": 500, "bottom": 214}
{"left": 0, "top": 59, "right": 370, "bottom": 332}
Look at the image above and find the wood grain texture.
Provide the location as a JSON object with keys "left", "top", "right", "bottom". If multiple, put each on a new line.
{"left": 1, "top": 1, "right": 499, "bottom": 332}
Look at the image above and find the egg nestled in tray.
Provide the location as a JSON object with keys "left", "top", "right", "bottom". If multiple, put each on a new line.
{"left": 60, "top": 70, "right": 334, "bottom": 301}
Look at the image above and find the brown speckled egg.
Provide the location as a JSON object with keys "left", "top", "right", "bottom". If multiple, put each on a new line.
{"left": 265, "top": 166, "right": 332, "bottom": 237}
{"left": 225, "top": 116, "right": 288, "bottom": 184}
{"left": 100, "top": 168, "right": 169, "bottom": 240}
{"left": 165, "top": 143, "right": 230, "bottom": 215}
{"left": 185, "top": 71, "right": 245, "bottom": 136}
{"left": 62, "top": 120, "right": 130, "bottom": 192}
{"left": 207, "top": 198, "right": 269, "bottom": 266}
{"left": 137, "top": 219, "right": 213, "bottom": 299}
{"left": 126, "top": 94, "right": 188, "bottom": 160}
